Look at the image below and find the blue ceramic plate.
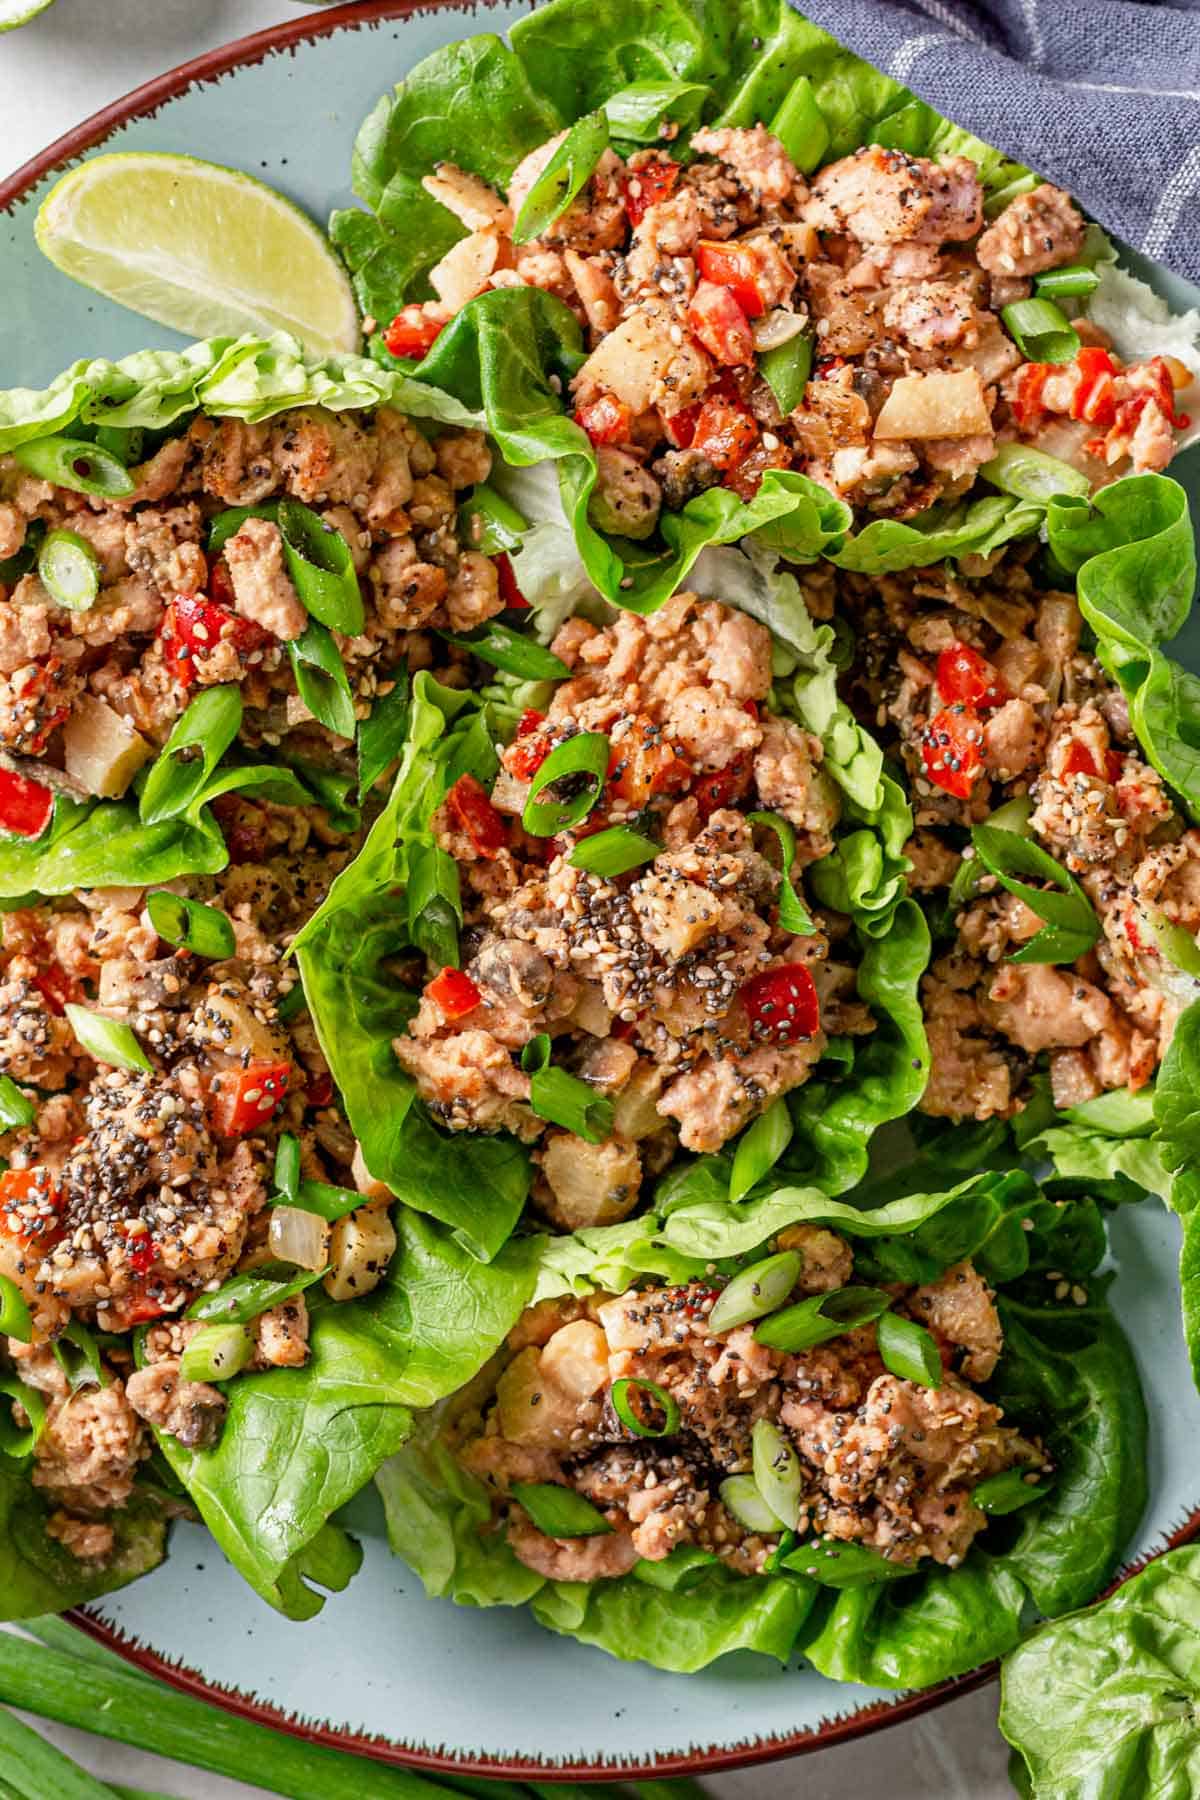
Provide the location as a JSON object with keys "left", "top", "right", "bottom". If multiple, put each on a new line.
{"left": 3, "top": 3, "right": 1200, "bottom": 1780}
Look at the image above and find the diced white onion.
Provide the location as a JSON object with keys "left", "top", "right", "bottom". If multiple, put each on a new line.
{"left": 268, "top": 1205, "right": 330, "bottom": 1271}
{"left": 752, "top": 308, "right": 808, "bottom": 352}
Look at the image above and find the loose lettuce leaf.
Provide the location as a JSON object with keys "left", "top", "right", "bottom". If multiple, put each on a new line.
{"left": 829, "top": 494, "right": 1046, "bottom": 575}
{"left": 151, "top": 1209, "right": 541, "bottom": 1619}
{"left": 0, "top": 1460, "right": 165, "bottom": 1623}
{"left": 1000, "top": 1545, "right": 1200, "bottom": 1799}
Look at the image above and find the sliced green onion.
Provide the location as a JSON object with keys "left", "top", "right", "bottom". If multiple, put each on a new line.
{"left": 94, "top": 423, "right": 145, "bottom": 464}
{"left": 747, "top": 810, "right": 816, "bottom": 935}
{"left": 751, "top": 1417, "right": 803, "bottom": 1531}
{"left": 877, "top": 1311, "right": 943, "bottom": 1388}
{"left": 758, "top": 330, "right": 813, "bottom": 416}
{"left": 520, "top": 1035, "right": 615, "bottom": 1143}
{"left": 0, "top": 519, "right": 42, "bottom": 586}
{"left": 186, "top": 1261, "right": 324, "bottom": 1326}
{"left": 871, "top": 97, "right": 938, "bottom": 154}
{"left": 51, "top": 1320, "right": 111, "bottom": 1391}
{"left": 1034, "top": 262, "right": 1101, "bottom": 301}
{"left": 457, "top": 483, "right": 528, "bottom": 554}
{"left": 146, "top": 890, "right": 236, "bottom": 959}
{"left": 719, "top": 1473, "right": 785, "bottom": 1534}
{"left": 277, "top": 981, "right": 308, "bottom": 1023}
{"left": 13, "top": 435, "right": 135, "bottom": 499}
{"left": 276, "top": 499, "right": 364, "bottom": 635}
{"left": 511, "top": 1481, "right": 612, "bottom": 1537}
{"left": 1001, "top": 297, "right": 1080, "bottom": 364}
{"left": 981, "top": 442, "right": 1091, "bottom": 502}
{"left": 0, "top": 1274, "right": 32, "bottom": 1343}
{"left": 632, "top": 1545, "right": 720, "bottom": 1590}
{"left": 357, "top": 664, "right": 410, "bottom": 799}
{"left": 522, "top": 731, "right": 610, "bottom": 836}
{"left": 139, "top": 684, "right": 243, "bottom": 825}
{"left": 438, "top": 620, "right": 568, "bottom": 680}
{"left": 37, "top": 528, "right": 99, "bottom": 612}
{"left": 611, "top": 1376, "right": 681, "bottom": 1439}
{"left": 762, "top": 1526, "right": 797, "bottom": 1573}
{"left": 782, "top": 1536, "right": 911, "bottom": 1587}
{"left": 729, "top": 1098, "right": 793, "bottom": 1203}
{"left": 287, "top": 1179, "right": 369, "bottom": 1223}
{"left": 273, "top": 1133, "right": 301, "bottom": 1204}
{"left": 0, "top": 1075, "right": 35, "bottom": 1132}
{"left": 568, "top": 825, "right": 659, "bottom": 878}
{"left": 179, "top": 1321, "right": 255, "bottom": 1383}
{"left": 604, "top": 79, "right": 708, "bottom": 143}
{"left": 754, "top": 1284, "right": 891, "bottom": 1352}
{"left": 64, "top": 1005, "right": 151, "bottom": 1074}
{"left": 769, "top": 75, "right": 830, "bottom": 173}
{"left": 708, "top": 1250, "right": 802, "bottom": 1335}
{"left": 288, "top": 619, "right": 357, "bottom": 740}
{"left": 946, "top": 795, "right": 1033, "bottom": 915}
{"left": 1134, "top": 903, "right": 1200, "bottom": 980}
{"left": 513, "top": 109, "right": 610, "bottom": 244}
{"left": 970, "top": 821, "right": 1101, "bottom": 965}
{"left": 972, "top": 1468, "right": 1052, "bottom": 1514}
{"left": 0, "top": 1374, "right": 44, "bottom": 1458}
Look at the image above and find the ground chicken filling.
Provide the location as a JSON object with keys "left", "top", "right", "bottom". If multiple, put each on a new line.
{"left": 0, "top": 822, "right": 393, "bottom": 1563}
{"left": 388, "top": 128, "right": 1192, "bottom": 525}
{"left": 828, "top": 545, "right": 1195, "bottom": 1119}
{"left": 395, "top": 592, "right": 874, "bottom": 1231}
{"left": 456, "top": 1225, "right": 1043, "bottom": 1582}
{"left": 0, "top": 403, "right": 498, "bottom": 820}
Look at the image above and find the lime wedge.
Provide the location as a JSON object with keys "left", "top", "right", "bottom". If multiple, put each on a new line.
{"left": 0, "top": 0, "right": 55, "bottom": 27}
{"left": 36, "top": 152, "right": 360, "bottom": 355}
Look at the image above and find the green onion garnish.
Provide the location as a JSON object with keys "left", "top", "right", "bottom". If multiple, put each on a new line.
{"left": 970, "top": 821, "right": 1101, "bottom": 965}
{"left": 276, "top": 982, "right": 308, "bottom": 1022}
{"left": 179, "top": 1321, "right": 256, "bottom": 1383}
{"left": 980, "top": 441, "right": 1091, "bottom": 502}
{"left": 0, "top": 1075, "right": 36, "bottom": 1132}
{"left": 1001, "top": 297, "right": 1081, "bottom": 364}
{"left": 0, "top": 1373, "right": 45, "bottom": 1457}
{"left": 438, "top": 621, "right": 568, "bottom": 681}
{"left": 877, "top": 1312, "right": 943, "bottom": 1388}
{"left": 729, "top": 1097, "right": 794, "bottom": 1203}
{"left": 1133, "top": 903, "right": 1200, "bottom": 981}
{"left": 751, "top": 1417, "right": 803, "bottom": 1531}
{"left": 457, "top": 483, "right": 528, "bottom": 555}
{"left": 754, "top": 1283, "right": 891, "bottom": 1352}
{"left": 707, "top": 1250, "right": 802, "bottom": 1335}
{"left": 632, "top": 1546, "right": 720, "bottom": 1590}
{"left": 37, "top": 528, "right": 99, "bottom": 612}
{"left": 51, "top": 1320, "right": 111, "bottom": 1392}
{"left": 781, "top": 1536, "right": 910, "bottom": 1587}
{"left": 511, "top": 1481, "right": 612, "bottom": 1538}
{"left": 770, "top": 74, "right": 830, "bottom": 172}
{"left": 1034, "top": 262, "right": 1101, "bottom": 300}
{"left": 603, "top": 78, "right": 708, "bottom": 143}
{"left": 139, "top": 684, "right": 243, "bottom": 825}
{"left": 611, "top": 1376, "right": 681, "bottom": 1439}
{"left": 521, "top": 731, "right": 610, "bottom": 836}
{"left": 276, "top": 499, "right": 364, "bottom": 635}
{"left": 64, "top": 1005, "right": 151, "bottom": 1074}
{"left": 287, "top": 1178, "right": 368, "bottom": 1222}
{"left": 748, "top": 810, "right": 816, "bottom": 935}
{"left": 568, "top": 825, "right": 659, "bottom": 878}
{"left": 273, "top": 1133, "right": 301, "bottom": 1204}
{"left": 520, "top": 1035, "right": 615, "bottom": 1143}
{"left": 757, "top": 330, "right": 813, "bottom": 417}
{"left": 288, "top": 619, "right": 357, "bottom": 740}
{"left": 512, "top": 109, "right": 610, "bottom": 244}
{"left": 13, "top": 434, "right": 135, "bottom": 498}
{"left": 0, "top": 1274, "right": 32, "bottom": 1343}
{"left": 972, "top": 1468, "right": 1052, "bottom": 1514}
{"left": 719, "top": 1473, "right": 785, "bottom": 1534}
{"left": 186, "top": 1261, "right": 325, "bottom": 1326}
{"left": 146, "top": 890, "right": 236, "bottom": 959}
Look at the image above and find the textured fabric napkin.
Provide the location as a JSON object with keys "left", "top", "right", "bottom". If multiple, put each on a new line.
{"left": 796, "top": 0, "right": 1200, "bottom": 283}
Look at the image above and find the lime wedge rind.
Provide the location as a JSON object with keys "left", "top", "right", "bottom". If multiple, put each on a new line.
{"left": 35, "top": 152, "right": 360, "bottom": 357}
{"left": 0, "top": 0, "right": 55, "bottom": 28}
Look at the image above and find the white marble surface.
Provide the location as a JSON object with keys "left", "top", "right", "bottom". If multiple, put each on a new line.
{"left": 0, "top": 3, "right": 1012, "bottom": 1792}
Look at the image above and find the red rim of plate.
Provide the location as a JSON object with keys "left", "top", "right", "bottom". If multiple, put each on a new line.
{"left": 2, "top": 0, "right": 1195, "bottom": 1778}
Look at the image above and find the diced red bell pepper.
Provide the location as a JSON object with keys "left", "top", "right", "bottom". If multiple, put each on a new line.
{"left": 0, "top": 766, "right": 53, "bottom": 840}
{"left": 687, "top": 281, "right": 755, "bottom": 366}
{"left": 495, "top": 552, "right": 529, "bottom": 611}
{"left": 305, "top": 1072, "right": 334, "bottom": 1109}
{"left": 935, "top": 642, "right": 1008, "bottom": 711}
{"left": 447, "top": 772, "right": 507, "bottom": 859}
{"left": 207, "top": 1060, "right": 292, "bottom": 1137}
{"left": 1069, "top": 346, "right": 1118, "bottom": 428}
{"left": 207, "top": 554, "right": 232, "bottom": 607}
{"left": 575, "top": 392, "right": 634, "bottom": 446}
{"left": 621, "top": 159, "right": 680, "bottom": 227}
{"left": 739, "top": 963, "right": 820, "bottom": 1045}
{"left": 662, "top": 402, "right": 701, "bottom": 449}
{"left": 691, "top": 396, "right": 759, "bottom": 472}
{"left": 1012, "top": 362, "right": 1051, "bottom": 428}
{"left": 695, "top": 240, "right": 770, "bottom": 319}
{"left": 126, "top": 1235, "right": 158, "bottom": 1276}
{"left": 1061, "top": 740, "right": 1123, "bottom": 783}
{"left": 919, "top": 706, "right": 985, "bottom": 799}
{"left": 33, "top": 965, "right": 80, "bottom": 1017}
{"left": 108, "top": 1280, "right": 175, "bottom": 1329}
{"left": 383, "top": 305, "right": 447, "bottom": 360}
{"left": 506, "top": 711, "right": 553, "bottom": 780}
{"left": 426, "top": 966, "right": 481, "bottom": 1021}
{"left": 608, "top": 716, "right": 692, "bottom": 808}
{"left": 0, "top": 1167, "right": 65, "bottom": 1251}
{"left": 693, "top": 752, "right": 753, "bottom": 820}
{"left": 162, "top": 592, "right": 269, "bottom": 688}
